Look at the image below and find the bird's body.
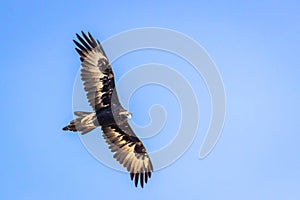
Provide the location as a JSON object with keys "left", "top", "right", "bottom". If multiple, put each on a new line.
{"left": 63, "top": 32, "right": 153, "bottom": 187}
{"left": 96, "top": 105, "right": 129, "bottom": 126}
{"left": 63, "top": 32, "right": 153, "bottom": 188}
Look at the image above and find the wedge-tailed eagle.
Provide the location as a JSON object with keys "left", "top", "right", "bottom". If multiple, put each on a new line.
{"left": 63, "top": 32, "right": 153, "bottom": 188}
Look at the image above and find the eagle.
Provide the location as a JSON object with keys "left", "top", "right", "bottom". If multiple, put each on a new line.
{"left": 62, "top": 31, "right": 153, "bottom": 188}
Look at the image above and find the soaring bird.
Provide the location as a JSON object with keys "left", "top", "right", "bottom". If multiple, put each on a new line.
{"left": 63, "top": 32, "right": 153, "bottom": 188}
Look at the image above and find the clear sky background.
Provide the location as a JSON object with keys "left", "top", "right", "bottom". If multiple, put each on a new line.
{"left": 1, "top": 1, "right": 299, "bottom": 199}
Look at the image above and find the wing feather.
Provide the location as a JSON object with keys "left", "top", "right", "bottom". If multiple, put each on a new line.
{"left": 73, "top": 32, "right": 120, "bottom": 111}
{"left": 102, "top": 124, "right": 153, "bottom": 188}
{"left": 76, "top": 33, "right": 92, "bottom": 51}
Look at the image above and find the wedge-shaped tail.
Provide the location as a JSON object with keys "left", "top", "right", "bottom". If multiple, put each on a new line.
{"left": 62, "top": 111, "right": 97, "bottom": 134}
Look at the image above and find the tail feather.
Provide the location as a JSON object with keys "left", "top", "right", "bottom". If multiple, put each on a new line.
{"left": 62, "top": 111, "right": 98, "bottom": 134}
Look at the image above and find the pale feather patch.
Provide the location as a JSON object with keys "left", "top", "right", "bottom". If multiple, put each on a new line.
{"left": 80, "top": 49, "right": 107, "bottom": 110}
{"left": 101, "top": 125, "right": 153, "bottom": 187}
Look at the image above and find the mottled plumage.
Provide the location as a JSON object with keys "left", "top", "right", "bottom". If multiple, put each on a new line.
{"left": 63, "top": 31, "right": 153, "bottom": 188}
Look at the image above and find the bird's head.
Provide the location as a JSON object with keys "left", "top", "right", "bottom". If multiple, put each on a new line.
{"left": 119, "top": 110, "right": 132, "bottom": 120}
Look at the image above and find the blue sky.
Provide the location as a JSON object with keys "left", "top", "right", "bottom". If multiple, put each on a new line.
{"left": 1, "top": 1, "right": 300, "bottom": 199}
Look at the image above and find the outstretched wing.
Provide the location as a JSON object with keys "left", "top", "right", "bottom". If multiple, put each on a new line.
{"left": 73, "top": 31, "right": 120, "bottom": 111}
{"left": 102, "top": 123, "right": 153, "bottom": 188}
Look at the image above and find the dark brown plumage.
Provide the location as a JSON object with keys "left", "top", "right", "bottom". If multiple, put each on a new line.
{"left": 63, "top": 31, "right": 153, "bottom": 188}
